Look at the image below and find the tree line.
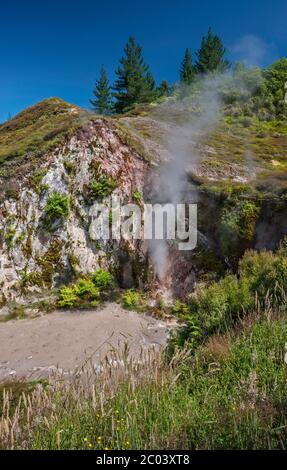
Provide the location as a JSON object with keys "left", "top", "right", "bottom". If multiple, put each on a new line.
{"left": 90, "top": 27, "right": 229, "bottom": 115}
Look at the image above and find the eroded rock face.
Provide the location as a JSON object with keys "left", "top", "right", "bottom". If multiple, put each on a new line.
{"left": 1, "top": 109, "right": 286, "bottom": 314}
{"left": 0, "top": 119, "right": 148, "bottom": 312}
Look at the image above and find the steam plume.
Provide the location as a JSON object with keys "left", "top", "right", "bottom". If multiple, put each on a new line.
{"left": 149, "top": 75, "right": 224, "bottom": 280}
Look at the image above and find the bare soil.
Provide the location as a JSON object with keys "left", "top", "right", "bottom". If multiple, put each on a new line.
{"left": 0, "top": 303, "right": 171, "bottom": 381}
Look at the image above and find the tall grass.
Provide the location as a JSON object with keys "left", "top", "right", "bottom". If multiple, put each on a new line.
{"left": 1, "top": 306, "right": 287, "bottom": 450}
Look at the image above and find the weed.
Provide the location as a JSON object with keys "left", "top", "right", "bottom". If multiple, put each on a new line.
{"left": 121, "top": 289, "right": 141, "bottom": 310}
{"left": 45, "top": 192, "right": 70, "bottom": 220}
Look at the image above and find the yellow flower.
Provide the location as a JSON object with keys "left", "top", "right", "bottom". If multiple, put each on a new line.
{"left": 97, "top": 436, "right": 102, "bottom": 441}
{"left": 89, "top": 443, "right": 92, "bottom": 448}
{"left": 83, "top": 438, "right": 88, "bottom": 442}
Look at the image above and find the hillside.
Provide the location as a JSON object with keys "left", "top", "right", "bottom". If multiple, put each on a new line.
{"left": 0, "top": 95, "right": 286, "bottom": 315}
{"left": 0, "top": 88, "right": 286, "bottom": 450}
{"left": 0, "top": 99, "right": 91, "bottom": 199}
{"left": 0, "top": 99, "right": 149, "bottom": 313}
{"left": 1, "top": 1, "right": 287, "bottom": 452}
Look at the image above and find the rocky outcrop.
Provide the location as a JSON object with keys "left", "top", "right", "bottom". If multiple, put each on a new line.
{"left": 1, "top": 99, "right": 287, "bottom": 314}
{"left": 0, "top": 118, "right": 149, "bottom": 313}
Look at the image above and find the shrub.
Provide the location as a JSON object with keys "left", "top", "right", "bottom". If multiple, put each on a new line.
{"left": 172, "top": 300, "right": 190, "bottom": 319}
{"left": 57, "top": 269, "right": 115, "bottom": 310}
{"left": 220, "top": 199, "right": 260, "bottom": 261}
{"left": 172, "top": 276, "right": 248, "bottom": 350}
{"left": 45, "top": 192, "right": 70, "bottom": 220}
{"left": 121, "top": 289, "right": 140, "bottom": 310}
{"left": 239, "top": 244, "right": 287, "bottom": 305}
{"left": 74, "top": 279, "right": 99, "bottom": 300}
{"left": 57, "top": 279, "right": 99, "bottom": 309}
{"left": 223, "top": 275, "right": 253, "bottom": 314}
{"left": 58, "top": 287, "right": 78, "bottom": 308}
{"left": 91, "top": 269, "right": 112, "bottom": 289}
{"left": 189, "top": 281, "right": 229, "bottom": 332}
{"left": 173, "top": 245, "right": 287, "bottom": 350}
{"left": 5, "top": 225, "right": 16, "bottom": 249}
{"left": 221, "top": 200, "right": 259, "bottom": 241}
{"left": 132, "top": 190, "right": 142, "bottom": 202}
{"left": 89, "top": 176, "right": 116, "bottom": 199}
{"left": 260, "top": 58, "right": 287, "bottom": 118}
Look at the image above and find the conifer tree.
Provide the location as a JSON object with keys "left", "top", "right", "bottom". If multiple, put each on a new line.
{"left": 195, "top": 27, "right": 230, "bottom": 74}
{"left": 180, "top": 48, "right": 194, "bottom": 85}
{"left": 113, "top": 37, "right": 155, "bottom": 113}
{"left": 157, "top": 80, "right": 170, "bottom": 97}
{"left": 90, "top": 65, "right": 111, "bottom": 115}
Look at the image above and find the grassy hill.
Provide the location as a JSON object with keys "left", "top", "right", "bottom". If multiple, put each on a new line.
{"left": 0, "top": 97, "right": 90, "bottom": 170}
{"left": 0, "top": 98, "right": 93, "bottom": 202}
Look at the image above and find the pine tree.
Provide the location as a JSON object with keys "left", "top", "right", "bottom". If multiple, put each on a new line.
{"left": 195, "top": 27, "right": 230, "bottom": 74}
{"left": 113, "top": 37, "right": 155, "bottom": 113}
{"left": 180, "top": 48, "right": 194, "bottom": 85}
{"left": 157, "top": 80, "right": 170, "bottom": 97}
{"left": 90, "top": 65, "right": 111, "bottom": 115}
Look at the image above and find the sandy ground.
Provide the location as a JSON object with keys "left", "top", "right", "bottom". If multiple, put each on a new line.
{"left": 0, "top": 303, "right": 171, "bottom": 381}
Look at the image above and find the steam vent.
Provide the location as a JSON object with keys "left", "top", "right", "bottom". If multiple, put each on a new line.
{"left": 1, "top": 11, "right": 287, "bottom": 451}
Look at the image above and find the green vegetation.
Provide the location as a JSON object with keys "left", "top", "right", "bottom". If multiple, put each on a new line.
{"left": 220, "top": 199, "right": 260, "bottom": 260}
{"left": 220, "top": 59, "right": 287, "bottom": 120}
{"left": 172, "top": 299, "right": 191, "bottom": 317}
{"left": 58, "top": 279, "right": 99, "bottom": 308}
{"left": 89, "top": 29, "right": 231, "bottom": 114}
{"left": 30, "top": 168, "right": 48, "bottom": 191}
{"left": 261, "top": 58, "right": 287, "bottom": 119}
{"left": 0, "top": 98, "right": 88, "bottom": 166}
{"left": 170, "top": 243, "right": 287, "bottom": 352}
{"left": 88, "top": 175, "right": 117, "bottom": 199}
{"left": 239, "top": 242, "right": 287, "bottom": 304}
{"left": 179, "top": 48, "right": 194, "bottom": 86}
{"left": 222, "top": 200, "right": 259, "bottom": 241}
{"left": 36, "top": 240, "right": 64, "bottom": 287}
{"left": 45, "top": 192, "right": 70, "bottom": 220}
{"left": 57, "top": 270, "right": 113, "bottom": 308}
{"left": 20, "top": 270, "right": 43, "bottom": 288}
{"left": 63, "top": 159, "right": 75, "bottom": 174}
{"left": 4, "top": 225, "right": 16, "bottom": 249}
{"left": 195, "top": 27, "right": 230, "bottom": 73}
{"left": 132, "top": 190, "right": 142, "bottom": 202}
{"left": 120, "top": 289, "right": 141, "bottom": 310}
{"left": 1, "top": 241, "right": 287, "bottom": 449}
{"left": 1, "top": 28, "right": 287, "bottom": 453}
{"left": 91, "top": 269, "right": 113, "bottom": 289}
{"left": 1, "top": 305, "right": 287, "bottom": 449}
{"left": 113, "top": 37, "right": 156, "bottom": 113}
{"left": 90, "top": 65, "right": 112, "bottom": 115}
{"left": 57, "top": 287, "right": 79, "bottom": 308}
{"left": 157, "top": 80, "right": 172, "bottom": 98}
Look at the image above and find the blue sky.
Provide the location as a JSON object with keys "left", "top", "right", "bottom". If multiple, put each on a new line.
{"left": 0, "top": 0, "right": 286, "bottom": 123}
